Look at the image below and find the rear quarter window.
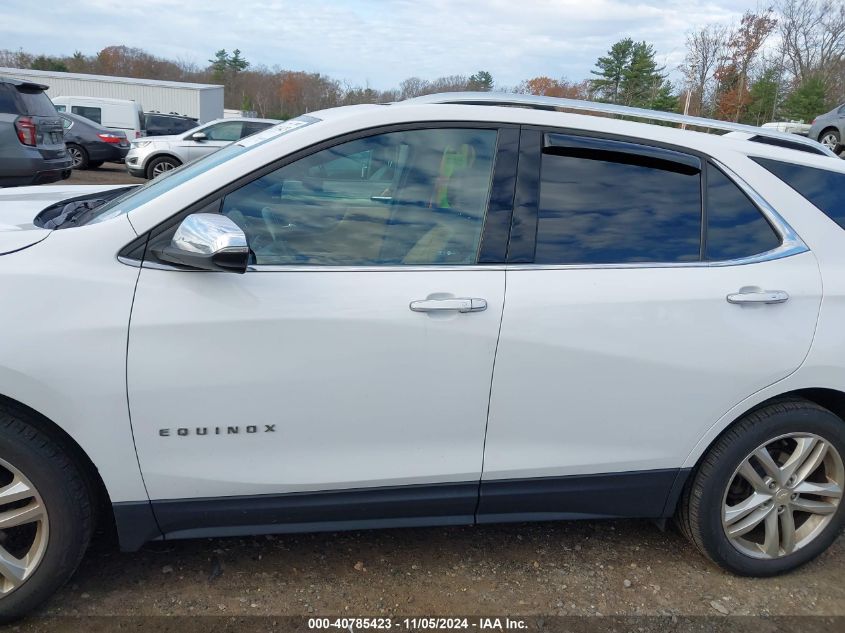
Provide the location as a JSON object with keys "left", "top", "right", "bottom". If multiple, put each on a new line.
{"left": 0, "top": 85, "right": 20, "bottom": 114}
{"left": 752, "top": 157, "right": 845, "bottom": 230}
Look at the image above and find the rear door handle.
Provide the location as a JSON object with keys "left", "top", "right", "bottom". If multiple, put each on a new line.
{"left": 726, "top": 290, "right": 789, "bottom": 305}
{"left": 409, "top": 298, "right": 487, "bottom": 313}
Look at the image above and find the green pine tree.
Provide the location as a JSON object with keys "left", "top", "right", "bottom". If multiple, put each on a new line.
{"left": 590, "top": 38, "right": 634, "bottom": 103}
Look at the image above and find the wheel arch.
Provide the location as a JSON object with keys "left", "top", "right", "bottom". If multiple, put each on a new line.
{"left": 0, "top": 393, "right": 110, "bottom": 512}
{"left": 818, "top": 126, "right": 841, "bottom": 142}
{"left": 143, "top": 153, "right": 182, "bottom": 177}
{"left": 681, "top": 387, "right": 845, "bottom": 475}
{"left": 0, "top": 393, "right": 161, "bottom": 550}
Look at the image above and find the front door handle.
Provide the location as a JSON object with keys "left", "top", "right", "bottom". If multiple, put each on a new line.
{"left": 409, "top": 298, "right": 487, "bottom": 313}
{"left": 726, "top": 289, "right": 790, "bottom": 305}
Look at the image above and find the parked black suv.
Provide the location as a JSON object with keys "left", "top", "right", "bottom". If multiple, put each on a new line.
{"left": 143, "top": 112, "right": 198, "bottom": 137}
{"left": 0, "top": 77, "right": 71, "bottom": 186}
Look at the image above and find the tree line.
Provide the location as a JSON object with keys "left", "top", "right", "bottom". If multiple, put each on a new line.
{"left": 1, "top": 0, "right": 843, "bottom": 125}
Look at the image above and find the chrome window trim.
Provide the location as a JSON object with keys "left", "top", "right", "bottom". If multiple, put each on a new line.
{"left": 120, "top": 155, "right": 809, "bottom": 274}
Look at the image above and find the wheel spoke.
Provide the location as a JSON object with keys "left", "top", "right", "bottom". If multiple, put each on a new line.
{"left": 0, "top": 544, "right": 27, "bottom": 588}
{"left": 761, "top": 507, "right": 781, "bottom": 557}
{"left": 782, "top": 437, "right": 821, "bottom": 482}
{"left": 791, "top": 496, "right": 838, "bottom": 515}
{"left": 738, "top": 460, "right": 770, "bottom": 493}
{"left": 0, "top": 501, "right": 44, "bottom": 530}
{"left": 794, "top": 480, "right": 842, "bottom": 499}
{"left": 793, "top": 441, "right": 829, "bottom": 485}
{"left": 780, "top": 509, "right": 796, "bottom": 555}
{"left": 725, "top": 491, "right": 772, "bottom": 526}
{"left": 0, "top": 478, "right": 34, "bottom": 506}
{"left": 753, "top": 448, "right": 783, "bottom": 485}
{"left": 727, "top": 503, "right": 773, "bottom": 538}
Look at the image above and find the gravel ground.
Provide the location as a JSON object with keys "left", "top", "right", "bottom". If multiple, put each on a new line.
{"left": 63, "top": 163, "right": 144, "bottom": 186}
{"left": 28, "top": 161, "right": 845, "bottom": 631}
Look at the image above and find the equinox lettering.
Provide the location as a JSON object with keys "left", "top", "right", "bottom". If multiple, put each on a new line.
{"left": 158, "top": 425, "right": 277, "bottom": 437}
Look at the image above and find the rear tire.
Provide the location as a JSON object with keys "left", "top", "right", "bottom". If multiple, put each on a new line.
{"left": 146, "top": 156, "right": 181, "bottom": 179}
{"left": 0, "top": 405, "right": 94, "bottom": 622}
{"left": 677, "top": 399, "right": 845, "bottom": 576}
{"left": 66, "top": 144, "right": 88, "bottom": 170}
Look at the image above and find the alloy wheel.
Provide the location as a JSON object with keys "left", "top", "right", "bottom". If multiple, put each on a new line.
{"left": 0, "top": 458, "right": 49, "bottom": 595}
{"left": 151, "top": 161, "right": 176, "bottom": 178}
{"left": 820, "top": 132, "right": 839, "bottom": 150}
{"left": 67, "top": 147, "right": 84, "bottom": 169}
{"left": 722, "top": 433, "right": 843, "bottom": 559}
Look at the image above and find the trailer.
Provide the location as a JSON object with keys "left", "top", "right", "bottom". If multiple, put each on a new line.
{"left": 0, "top": 67, "right": 224, "bottom": 123}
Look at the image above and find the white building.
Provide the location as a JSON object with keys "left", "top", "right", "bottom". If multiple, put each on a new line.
{"left": 0, "top": 67, "right": 224, "bottom": 123}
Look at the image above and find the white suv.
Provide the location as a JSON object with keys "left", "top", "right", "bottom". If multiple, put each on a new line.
{"left": 0, "top": 94, "right": 843, "bottom": 619}
{"left": 125, "top": 116, "right": 280, "bottom": 179}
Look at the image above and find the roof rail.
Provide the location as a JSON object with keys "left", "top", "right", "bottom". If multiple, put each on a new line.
{"left": 401, "top": 92, "right": 837, "bottom": 158}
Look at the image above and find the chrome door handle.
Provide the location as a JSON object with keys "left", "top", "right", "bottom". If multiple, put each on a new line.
{"left": 726, "top": 290, "right": 789, "bottom": 305}
{"left": 409, "top": 298, "right": 487, "bottom": 313}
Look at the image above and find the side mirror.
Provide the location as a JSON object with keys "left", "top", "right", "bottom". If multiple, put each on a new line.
{"left": 155, "top": 213, "right": 249, "bottom": 273}
{"left": 190, "top": 131, "right": 207, "bottom": 141}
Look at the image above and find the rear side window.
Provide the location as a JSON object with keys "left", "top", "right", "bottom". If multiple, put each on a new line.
{"left": 241, "top": 121, "right": 271, "bottom": 138}
{"left": 706, "top": 166, "right": 780, "bottom": 260}
{"left": 535, "top": 146, "right": 701, "bottom": 264}
{"left": 752, "top": 157, "right": 845, "bottom": 231}
{"left": 71, "top": 106, "right": 102, "bottom": 124}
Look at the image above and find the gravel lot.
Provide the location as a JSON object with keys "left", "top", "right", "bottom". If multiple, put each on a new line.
{"left": 27, "top": 162, "right": 845, "bottom": 630}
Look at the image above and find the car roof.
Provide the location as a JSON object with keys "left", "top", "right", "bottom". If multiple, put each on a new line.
{"left": 302, "top": 99, "right": 845, "bottom": 174}
{"left": 0, "top": 75, "right": 48, "bottom": 91}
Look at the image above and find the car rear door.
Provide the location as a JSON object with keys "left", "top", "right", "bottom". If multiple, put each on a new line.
{"left": 478, "top": 129, "right": 822, "bottom": 521}
{"left": 126, "top": 125, "right": 518, "bottom": 533}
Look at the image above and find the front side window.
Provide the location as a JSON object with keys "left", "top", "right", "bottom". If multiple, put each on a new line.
{"left": 534, "top": 147, "right": 701, "bottom": 264}
{"left": 71, "top": 105, "right": 101, "bottom": 124}
{"left": 202, "top": 121, "right": 243, "bottom": 141}
{"left": 220, "top": 128, "right": 498, "bottom": 266}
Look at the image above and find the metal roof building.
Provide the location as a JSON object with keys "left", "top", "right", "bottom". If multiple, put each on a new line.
{"left": 0, "top": 67, "right": 224, "bottom": 123}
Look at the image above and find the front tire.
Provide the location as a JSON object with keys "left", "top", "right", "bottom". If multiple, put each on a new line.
{"left": 819, "top": 128, "right": 841, "bottom": 153}
{"left": 146, "top": 156, "right": 181, "bottom": 179}
{"left": 678, "top": 399, "right": 845, "bottom": 576}
{"left": 0, "top": 405, "right": 94, "bottom": 622}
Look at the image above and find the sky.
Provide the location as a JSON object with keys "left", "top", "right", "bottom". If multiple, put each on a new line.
{"left": 1, "top": 0, "right": 764, "bottom": 89}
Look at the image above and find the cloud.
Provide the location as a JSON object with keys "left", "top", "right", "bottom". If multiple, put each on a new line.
{"left": 0, "top": 0, "right": 757, "bottom": 88}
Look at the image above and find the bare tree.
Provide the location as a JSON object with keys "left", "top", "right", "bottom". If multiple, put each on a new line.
{"left": 777, "top": 0, "right": 845, "bottom": 86}
{"left": 680, "top": 24, "right": 728, "bottom": 116}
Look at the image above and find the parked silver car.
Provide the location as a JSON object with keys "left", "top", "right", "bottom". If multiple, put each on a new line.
{"left": 125, "top": 117, "right": 279, "bottom": 179}
{"left": 807, "top": 104, "right": 845, "bottom": 153}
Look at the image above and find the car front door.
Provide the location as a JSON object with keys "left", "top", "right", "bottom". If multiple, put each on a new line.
{"left": 478, "top": 130, "right": 823, "bottom": 521}
{"left": 127, "top": 125, "right": 518, "bottom": 534}
{"left": 181, "top": 121, "right": 244, "bottom": 161}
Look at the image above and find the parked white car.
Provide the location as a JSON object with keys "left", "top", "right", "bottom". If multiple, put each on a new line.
{"left": 52, "top": 96, "right": 144, "bottom": 141}
{"left": 0, "top": 93, "right": 844, "bottom": 619}
{"left": 125, "top": 117, "right": 279, "bottom": 179}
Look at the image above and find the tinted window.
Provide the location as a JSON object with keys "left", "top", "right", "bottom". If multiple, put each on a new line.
{"left": 706, "top": 166, "right": 780, "bottom": 260}
{"left": 16, "top": 88, "right": 56, "bottom": 116}
{"left": 241, "top": 121, "right": 271, "bottom": 138}
{"left": 71, "top": 106, "right": 102, "bottom": 124}
{"left": 0, "top": 85, "right": 18, "bottom": 114}
{"left": 752, "top": 157, "right": 845, "bottom": 231}
{"left": 54, "top": 104, "right": 66, "bottom": 112}
{"left": 203, "top": 121, "right": 243, "bottom": 141}
{"left": 220, "top": 128, "right": 497, "bottom": 266}
{"left": 535, "top": 149, "right": 701, "bottom": 264}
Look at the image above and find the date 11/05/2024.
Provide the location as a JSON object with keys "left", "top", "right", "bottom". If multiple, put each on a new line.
{"left": 307, "top": 617, "right": 528, "bottom": 630}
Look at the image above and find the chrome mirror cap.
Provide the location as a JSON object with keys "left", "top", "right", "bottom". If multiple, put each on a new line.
{"left": 157, "top": 213, "right": 249, "bottom": 273}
